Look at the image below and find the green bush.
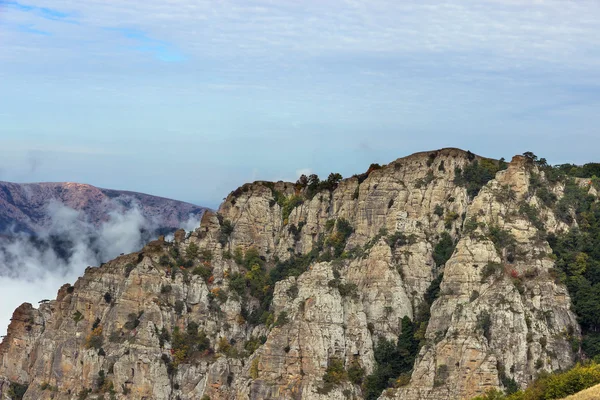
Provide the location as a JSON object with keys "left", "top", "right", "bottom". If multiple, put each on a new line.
{"left": 281, "top": 195, "right": 304, "bottom": 222}
{"left": 7, "top": 382, "right": 28, "bottom": 400}
{"left": 454, "top": 159, "right": 507, "bottom": 198}
{"left": 476, "top": 361, "right": 600, "bottom": 400}
{"left": 219, "top": 219, "right": 234, "bottom": 246}
{"left": 433, "top": 232, "right": 455, "bottom": 267}
{"left": 323, "top": 357, "right": 347, "bottom": 384}
{"left": 481, "top": 262, "right": 503, "bottom": 282}
{"left": 362, "top": 317, "right": 419, "bottom": 400}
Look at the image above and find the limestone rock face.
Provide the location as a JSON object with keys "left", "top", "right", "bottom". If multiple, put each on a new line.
{"left": 0, "top": 149, "right": 583, "bottom": 400}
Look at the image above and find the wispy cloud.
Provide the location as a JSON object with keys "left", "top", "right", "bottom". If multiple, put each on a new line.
{"left": 15, "top": 23, "right": 50, "bottom": 35}
{"left": 106, "top": 27, "right": 185, "bottom": 62}
{"left": 1, "top": 0, "right": 76, "bottom": 22}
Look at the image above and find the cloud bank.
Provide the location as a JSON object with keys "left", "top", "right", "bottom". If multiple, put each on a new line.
{"left": 0, "top": 200, "right": 200, "bottom": 336}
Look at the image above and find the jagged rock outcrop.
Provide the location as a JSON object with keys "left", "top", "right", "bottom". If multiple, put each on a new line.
{"left": 0, "top": 149, "right": 590, "bottom": 400}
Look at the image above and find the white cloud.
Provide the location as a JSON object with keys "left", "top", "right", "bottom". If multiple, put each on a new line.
{"left": 0, "top": 200, "right": 158, "bottom": 336}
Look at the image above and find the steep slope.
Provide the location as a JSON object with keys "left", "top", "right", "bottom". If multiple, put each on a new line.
{"left": 0, "top": 148, "right": 592, "bottom": 400}
{"left": 0, "top": 181, "right": 206, "bottom": 235}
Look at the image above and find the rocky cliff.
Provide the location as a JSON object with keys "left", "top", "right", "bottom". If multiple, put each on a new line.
{"left": 0, "top": 148, "right": 594, "bottom": 400}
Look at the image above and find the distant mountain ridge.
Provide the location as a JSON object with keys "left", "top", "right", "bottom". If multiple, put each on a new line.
{"left": 0, "top": 181, "right": 206, "bottom": 235}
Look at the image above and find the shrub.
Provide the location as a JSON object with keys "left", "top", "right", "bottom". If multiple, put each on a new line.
{"left": 481, "top": 262, "right": 503, "bottom": 282}
{"left": 433, "top": 364, "right": 449, "bottom": 387}
{"left": 124, "top": 263, "right": 135, "bottom": 277}
{"left": 434, "top": 205, "right": 444, "bottom": 217}
{"left": 8, "top": 382, "right": 28, "bottom": 400}
{"left": 161, "top": 285, "right": 172, "bottom": 294}
{"left": 72, "top": 310, "right": 84, "bottom": 324}
{"left": 192, "top": 265, "right": 212, "bottom": 281}
{"left": 433, "top": 232, "right": 455, "bottom": 267}
{"left": 477, "top": 311, "right": 492, "bottom": 342}
{"left": 281, "top": 195, "right": 304, "bottom": 222}
{"left": 323, "top": 357, "right": 347, "bottom": 384}
{"left": 454, "top": 159, "right": 507, "bottom": 198}
{"left": 174, "top": 300, "right": 185, "bottom": 315}
{"left": 444, "top": 211, "right": 459, "bottom": 229}
{"left": 124, "top": 312, "right": 141, "bottom": 330}
{"left": 219, "top": 219, "right": 234, "bottom": 246}
{"left": 274, "top": 311, "right": 289, "bottom": 327}
{"left": 348, "top": 360, "right": 365, "bottom": 385}
{"left": 519, "top": 202, "right": 544, "bottom": 230}
{"left": 363, "top": 317, "right": 419, "bottom": 399}
{"left": 185, "top": 243, "right": 199, "bottom": 259}
{"left": 326, "top": 219, "right": 354, "bottom": 258}
{"left": 85, "top": 326, "right": 104, "bottom": 349}
{"left": 103, "top": 292, "right": 112, "bottom": 304}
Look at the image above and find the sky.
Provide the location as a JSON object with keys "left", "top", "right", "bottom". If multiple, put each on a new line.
{"left": 1, "top": 0, "right": 600, "bottom": 208}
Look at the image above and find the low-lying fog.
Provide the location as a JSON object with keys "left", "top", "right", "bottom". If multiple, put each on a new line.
{"left": 0, "top": 200, "right": 200, "bottom": 336}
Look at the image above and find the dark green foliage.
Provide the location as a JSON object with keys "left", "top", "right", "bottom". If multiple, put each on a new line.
{"left": 192, "top": 265, "right": 212, "bottom": 281}
{"left": 329, "top": 278, "right": 359, "bottom": 299}
{"left": 481, "top": 262, "right": 503, "bottom": 282}
{"left": 124, "top": 263, "right": 135, "bottom": 278}
{"left": 354, "top": 163, "right": 382, "bottom": 184}
{"left": 519, "top": 202, "right": 544, "bottom": 230}
{"left": 477, "top": 311, "right": 492, "bottom": 342}
{"left": 463, "top": 217, "right": 479, "bottom": 235}
{"left": 433, "top": 365, "right": 449, "bottom": 387}
{"left": 286, "top": 283, "right": 299, "bottom": 299}
{"left": 433, "top": 232, "right": 455, "bottom": 267}
{"left": 124, "top": 312, "right": 142, "bottom": 330}
{"left": 274, "top": 311, "right": 289, "bottom": 327}
{"left": 548, "top": 200, "right": 600, "bottom": 357}
{"left": 424, "top": 274, "right": 444, "bottom": 306}
{"left": 454, "top": 159, "right": 507, "bottom": 198}
{"left": 219, "top": 219, "right": 234, "bottom": 246}
{"left": 582, "top": 333, "right": 600, "bottom": 362}
{"left": 159, "top": 254, "right": 171, "bottom": 267}
{"left": 171, "top": 324, "right": 211, "bottom": 364}
{"left": 185, "top": 243, "right": 199, "bottom": 260}
{"left": 72, "top": 310, "right": 83, "bottom": 323}
{"left": 363, "top": 316, "right": 419, "bottom": 400}
{"left": 536, "top": 186, "right": 558, "bottom": 207}
{"left": 323, "top": 357, "right": 347, "bottom": 384}
{"left": 161, "top": 284, "right": 172, "bottom": 294}
{"left": 555, "top": 162, "right": 600, "bottom": 179}
{"left": 103, "top": 292, "right": 112, "bottom": 304}
{"left": 475, "top": 361, "right": 600, "bottom": 400}
{"left": 158, "top": 327, "right": 170, "bottom": 348}
{"left": 8, "top": 382, "right": 28, "bottom": 400}
{"left": 174, "top": 300, "right": 185, "bottom": 315}
{"left": 386, "top": 231, "right": 413, "bottom": 250}
{"left": 488, "top": 225, "right": 517, "bottom": 258}
{"left": 281, "top": 195, "right": 304, "bottom": 222}
{"left": 427, "top": 153, "right": 436, "bottom": 167}
{"left": 326, "top": 219, "right": 354, "bottom": 258}
{"left": 348, "top": 360, "right": 366, "bottom": 385}
{"left": 305, "top": 172, "right": 343, "bottom": 199}
{"left": 434, "top": 205, "right": 444, "bottom": 217}
{"left": 554, "top": 179, "right": 595, "bottom": 225}
{"left": 288, "top": 222, "right": 305, "bottom": 241}
{"left": 228, "top": 272, "right": 246, "bottom": 297}
{"left": 415, "top": 171, "right": 435, "bottom": 188}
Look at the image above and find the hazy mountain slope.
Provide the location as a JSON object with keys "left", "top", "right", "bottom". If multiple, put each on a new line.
{"left": 0, "top": 148, "right": 596, "bottom": 400}
{"left": 0, "top": 181, "right": 206, "bottom": 235}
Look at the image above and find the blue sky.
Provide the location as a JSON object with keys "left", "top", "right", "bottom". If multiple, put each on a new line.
{"left": 1, "top": 0, "right": 600, "bottom": 208}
